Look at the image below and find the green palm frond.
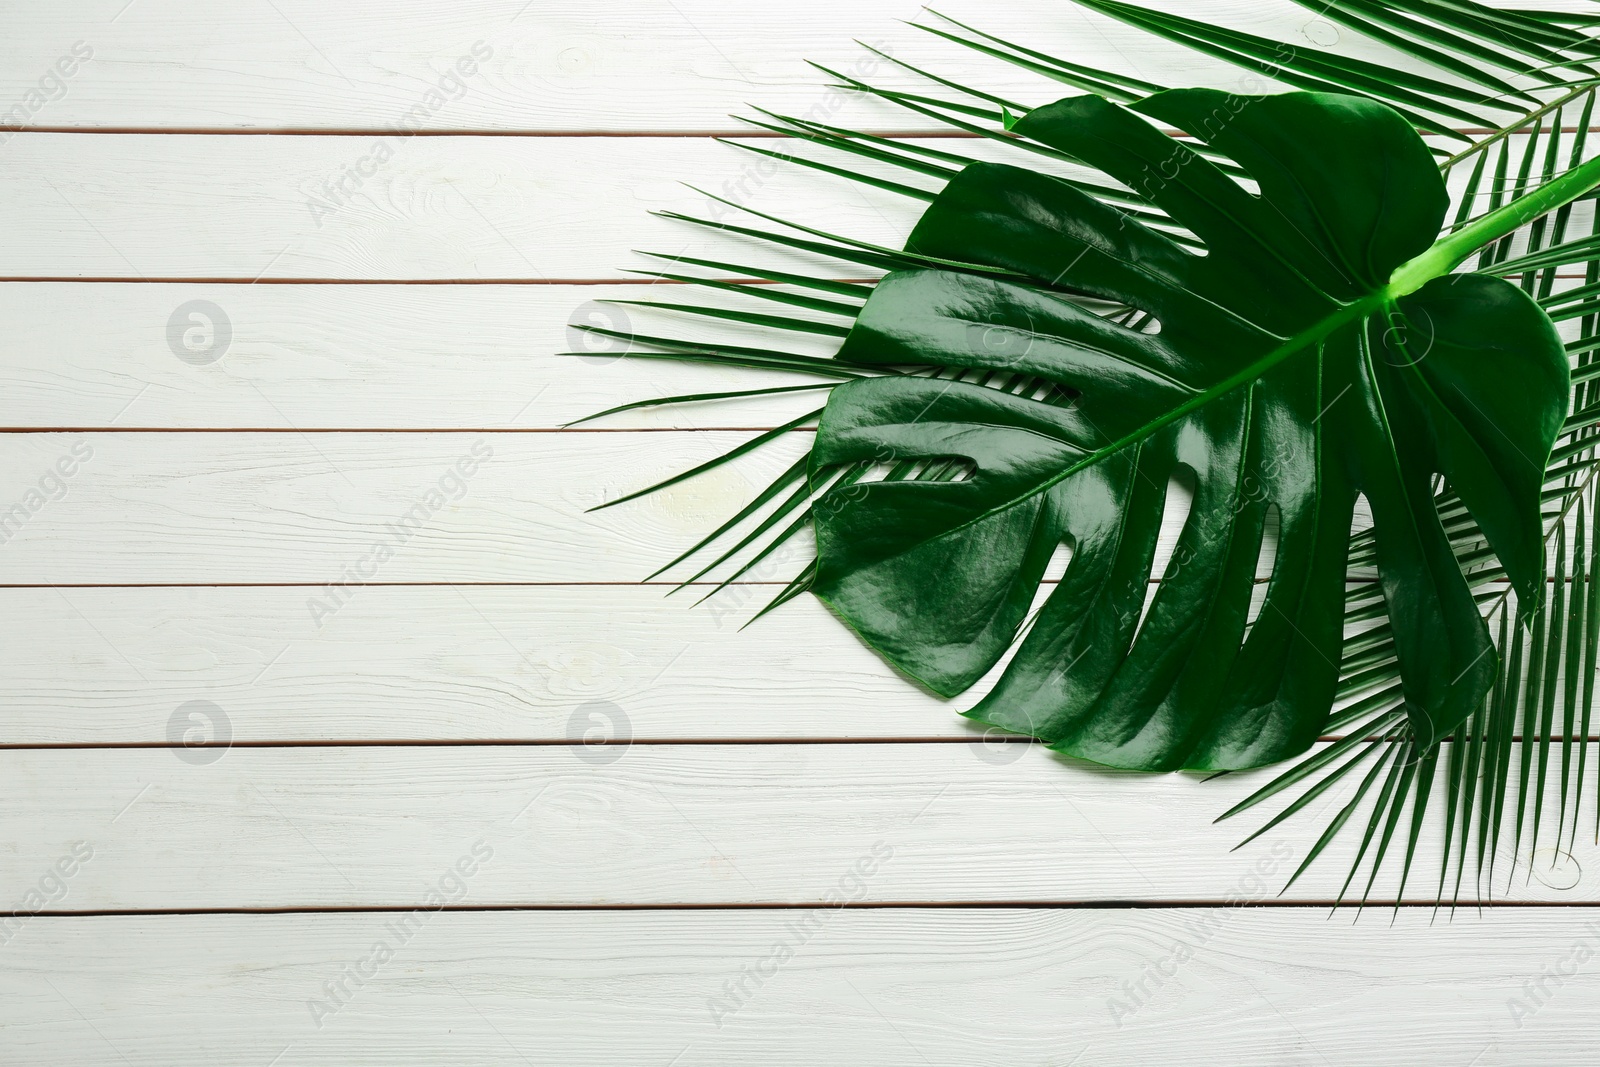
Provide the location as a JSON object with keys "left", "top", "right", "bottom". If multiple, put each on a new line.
{"left": 584, "top": 0, "right": 1600, "bottom": 907}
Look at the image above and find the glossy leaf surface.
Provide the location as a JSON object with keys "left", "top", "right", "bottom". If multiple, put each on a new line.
{"left": 809, "top": 90, "right": 1569, "bottom": 770}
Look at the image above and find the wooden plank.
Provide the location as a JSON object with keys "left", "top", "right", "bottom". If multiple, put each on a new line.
{"left": 0, "top": 0, "right": 1526, "bottom": 132}
{"left": 3, "top": 908, "right": 1596, "bottom": 1064}
{"left": 0, "top": 430, "right": 1396, "bottom": 586}
{"left": 7, "top": 129, "right": 1573, "bottom": 282}
{"left": 0, "top": 577, "right": 1527, "bottom": 744}
{"left": 0, "top": 743, "right": 1592, "bottom": 907}
{"left": 0, "top": 133, "right": 931, "bottom": 279}
{"left": 0, "top": 283, "right": 842, "bottom": 429}
{"left": 7, "top": 275, "right": 1590, "bottom": 432}
{"left": 0, "top": 430, "right": 810, "bottom": 583}
{"left": 0, "top": 585, "right": 966, "bottom": 742}
{"left": 0, "top": 237, "right": 1593, "bottom": 435}
{"left": 0, "top": 582, "right": 1490, "bottom": 745}
{"left": 0, "top": 428, "right": 1291, "bottom": 586}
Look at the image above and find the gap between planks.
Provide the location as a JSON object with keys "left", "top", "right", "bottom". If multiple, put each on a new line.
{"left": 0, "top": 127, "right": 995, "bottom": 138}
{"left": 0, "top": 273, "right": 1590, "bottom": 284}
{"left": 20, "top": 899, "right": 1600, "bottom": 917}
{"left": 3, "top": 126, "right": 1591, "bottom": 138}
{"left": 0, "top": 734, "right": 1592, "bottom": 750}
{"left": 0, "top": 579, "right": 1385, "bottom": 587}
{"left": 0, "top": 738, "right": 1027, "bottom": 750}
{"left": 0, "top": 276, "right": 877, "bottom": 284}
{"left": 0, "top": 427, "right": 820, "bottom": 433}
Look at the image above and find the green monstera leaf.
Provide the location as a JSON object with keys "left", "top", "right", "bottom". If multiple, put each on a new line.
{"left": 808, "top": 89, "right": 1570, "bottom": 770}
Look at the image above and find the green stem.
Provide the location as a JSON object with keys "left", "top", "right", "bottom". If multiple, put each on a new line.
{"left": 921, "top": 136, "right": 1600, "bottom": 533}
{"left": 1391, "top": 152, "right": 1600, "bottom": 296}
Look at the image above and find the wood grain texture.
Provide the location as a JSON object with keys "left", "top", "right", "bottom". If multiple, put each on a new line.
{"left": 0, "top": 584, "right": 964, "bottom": 742}
{"left": 2, "top": 908, "right": 1596, "bottom": 1065}
{"left": 0, "top": 430, "right": 1287, "bottom": 584}
{"left": 0, "top": 743, "right": 1592, "bottom": 907}
{"left": 0, "top": 582, "right": 1497, "bottom": 744}
{"left": 0, "top": 130, "right": 1566, "bottom": 282}
{"left": 0, "top": 430, "right": 805, "bottom": 583}
{"left": 8, "top": 273, "right": 1584, "bottom": 432}
{"left": 0, "top": 133, "right": 931, "bottom": 279}
{"left": 0, "top": 7, "right": 1593, "bottom": 1059}
{"left": 0, "top": 283, "right": 841, "bottom": 429}
{"left": 0, "top": 273, "right": 1590, "bottom": 433}
{"left": 7, "top": 0, "right": 1556, "bottom": 132}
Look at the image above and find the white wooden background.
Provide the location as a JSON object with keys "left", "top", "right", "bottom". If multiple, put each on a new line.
{"left": 2, "top": 1, "right": 1596, "bottom": 1063}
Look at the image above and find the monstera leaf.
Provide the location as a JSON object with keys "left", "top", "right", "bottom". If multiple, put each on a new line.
{"left": 808, "top": 89, "right": 1569, "bottom": 770}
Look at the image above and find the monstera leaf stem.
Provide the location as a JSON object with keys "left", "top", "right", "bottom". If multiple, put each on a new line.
{"left": 1393, "top": 150, "right": 1600, "bottom": 296}
{"left": 1034, "top": 168, "right": 1600, "bottom": 506}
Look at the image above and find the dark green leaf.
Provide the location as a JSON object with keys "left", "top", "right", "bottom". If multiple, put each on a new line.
{"left": 808, "top": 91, "right": 1571, "bottom": 769}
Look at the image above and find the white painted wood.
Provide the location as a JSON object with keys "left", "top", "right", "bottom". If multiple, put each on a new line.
{"left": 0, "top": 430, "right": 1401, "bottom": 586}
{"left": 0, "top": 129, "right": 1571, "bottom": 281}
{"left": 2, "top": 908, "right": 1596, "bottom": 1065}
{"left": 8, "top": 275, "right": 1590, "bottom": 432}
{"left": 1, "top": 10, "right": 1594, "bottom": 1063}
{"left": 0, "top": 0, "right": 1071, "bottom": 132}
{"left": 0, "top": 283, "right": 845, "bottom": 429}
{"left": 0, "top": 430, "right": 1312, "bottom": 588}
{"left": 1, "top": 262, "right": 1594, "bottom": 436}
{"left": 0, "top": 430, "right": 809, "bottom": 583}
{"left": 0, "top": 582, "right": 1499, "bottom": 744}
{"left": 0, "top": 742, "right": 1592, "bottom": 907}
{"left": 11, "top": 0, "right": 1575, "bottom": 132}
{"left": 0, "top": 133, "right": 934, "bottom": 279}
{"left": 0, "top": 585, "right": 965, "bottom": 742}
